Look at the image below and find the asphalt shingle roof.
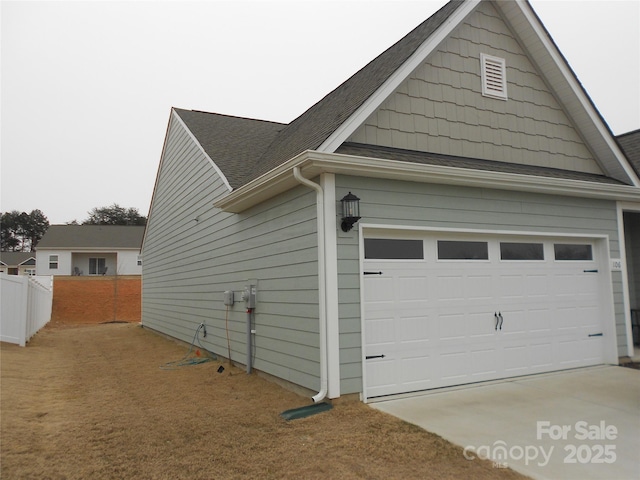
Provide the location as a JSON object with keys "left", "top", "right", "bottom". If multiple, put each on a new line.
{"left": 173, "top": 0, "right": 636, "bottom": 191}
{"left": 336, "top": 143, "right": 625, "bottom": 185}
{"left": 36, "top": 225, "right": 145, "bottom": 250}
{"left": 174, "top": 1, "right": 463, "bottom": 189}
{"left": 175, "top": 110, "right": 285, "bottom": 189}
{"left": 0, "top": 251, "right": 36, "bottom": 266}
{"left": 617, "top": 129, "right": 640, "bottom": 177}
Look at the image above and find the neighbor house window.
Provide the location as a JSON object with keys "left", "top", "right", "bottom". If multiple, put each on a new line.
{"left": 49, "top": 255, "right": 58, "bottom": 269}
{"left": 137, "top": 255, "right": 142, "bottom": 266}
{"left": 554, "top": 244, "right": 593, "bottom": 261}
{"left": 481, "top": 53, "right": 507, "bottom": 100}
{"left": 89, "top": 257, "right": 107, "bottom": 275}
{"left": 438, "top": 241, "right": 489, "bottom": 260}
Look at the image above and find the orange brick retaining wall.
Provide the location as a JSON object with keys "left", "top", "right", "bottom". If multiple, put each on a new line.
{"left": 51, "top": 276, "right": 141, "bottom": 325}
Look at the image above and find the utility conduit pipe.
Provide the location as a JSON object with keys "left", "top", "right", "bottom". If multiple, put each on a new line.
{"left": 293, "top": 166, "right": 327, "bottom": 403}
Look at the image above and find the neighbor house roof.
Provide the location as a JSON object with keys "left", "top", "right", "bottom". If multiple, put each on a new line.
{"left": 37, "top": 225, "right": 145, "bottom": 250}
{"left": 617, "top": 129, "right": 640, "bottom": 177}
{"left": 0, "top": 251, "right": 36, "bottom": 267}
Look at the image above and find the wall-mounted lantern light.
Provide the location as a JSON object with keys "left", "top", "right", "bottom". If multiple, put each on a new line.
{"left": 340, "top": 192, "right": 361, "bottom": 232}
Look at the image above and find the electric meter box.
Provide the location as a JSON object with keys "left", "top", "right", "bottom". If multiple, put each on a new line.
{"left": 244, "top": 284, "right": 257, "bottom": 308}
{"left": 223, "top": 290, "right": 234, "bottom": 306}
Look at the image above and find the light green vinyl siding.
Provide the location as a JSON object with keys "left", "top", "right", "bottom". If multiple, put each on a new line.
{"left": 335, "top": 174, "right": 625, "bottom": 395}
{"left": 143, "top": 116, "right": 321, "bottom": 391}
{"left": 347, "top": 1, "right": 602, "bottom": 175}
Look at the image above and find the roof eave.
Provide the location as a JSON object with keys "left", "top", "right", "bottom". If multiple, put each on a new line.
{"left": 214, "top": 150, "right": 640, "bottom": 213}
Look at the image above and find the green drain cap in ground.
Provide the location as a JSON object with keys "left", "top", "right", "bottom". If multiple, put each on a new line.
{"left": 280, "top": 402, "right": 333, "bottom": 420}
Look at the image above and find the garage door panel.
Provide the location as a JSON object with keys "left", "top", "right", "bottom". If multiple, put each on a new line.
{"left": 503, "top": 344, "right": 532, "bottom": 372}
{"left": 364, "top": 284, "right": 395, "bottom": 303}
{"left": 365, "top": 317, "right": 396, "bottom": 346}
{"left": 467, "top": 313, "right": 497, "bottom": 338}
{"left": 398, "top": 315, "right": 430, "bottom": 343}
{"left": 470, "top": 348, "right": 498, "bottom": 375}
{"left": 401, "top": 355, "right": 435, "bottom": 385}
{"left": 437, "top": 276, "right": 465, "bottom": 299}
{"left": 526, "top": 308, "right": 553, "bottom": 333}
{"left": 466, "top": 275, "right": 493, "bottom": 299}
{"left": 529, "top": 343, "right": 554, "bottom": 368}
{"left": 439, "top": 352, "right": 469, "bottom": 381}
{"left": 525, "top": 274, "right": 549, "bottom": 297}
{"left": 363, "top": 233, "right": 606, "bottom": 399}
{"left": 498, "top": 274, "right": 526, "bottom": 298}
{"left": 397, "top": 276, "right": 429, "bottom": 301}
{"left": 438, "top": 313, "right": 469, "bottom": 341}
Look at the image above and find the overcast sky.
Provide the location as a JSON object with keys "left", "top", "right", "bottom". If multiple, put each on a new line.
{"left": 2, "top": 0, "right": 639, "bottom": 225}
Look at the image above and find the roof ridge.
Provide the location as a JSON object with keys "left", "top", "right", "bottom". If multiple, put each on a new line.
{"left": 175, "top": 108, "right": 286, "bottom": 126}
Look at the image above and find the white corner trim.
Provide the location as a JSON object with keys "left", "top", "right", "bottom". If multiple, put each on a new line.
{"left": 318, "top": 0, "right": 480, "bottom": 154}
{"left": 171, "top": 110, "right": 233, "bottom": 192}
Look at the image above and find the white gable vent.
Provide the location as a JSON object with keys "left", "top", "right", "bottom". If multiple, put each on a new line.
{"left": 481, "top": 53, "right": 507, "bottom": 100}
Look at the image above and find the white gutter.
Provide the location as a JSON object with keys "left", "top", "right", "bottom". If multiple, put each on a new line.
{"left": 292, "top": 166, "right": 328, "bottom": 403}
{"left": 215, "top": 150, "right": 640, "bottom": 214}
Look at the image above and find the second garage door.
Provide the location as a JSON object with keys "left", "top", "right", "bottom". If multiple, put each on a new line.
{"left": 363, "top": 232, "right": 607, "bottom": 399}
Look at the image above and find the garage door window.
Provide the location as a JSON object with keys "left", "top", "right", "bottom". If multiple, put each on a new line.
{"left": 500, "top": 242, "right": 544, "bottom": 260}
{"left": 437, "top": 240, "right": 488, "bottom": 260}
{"left": 554, "top": 244, "right": 593, "bottom": 261}
{"left": 364, "top": 239, "right": 424, "bottom": 259}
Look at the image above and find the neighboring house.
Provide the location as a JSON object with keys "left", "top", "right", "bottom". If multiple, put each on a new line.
{"left": 142, "top": 0, "right": 640, "bottom": 403}
{"left": 617, "top": 130, "right": 640, "bottom": 340}
{"left": 0, "top": 252, "right": 37, "bottom": 276}
{"left": 36, "top": 225, "right": 144, "bottom": 276}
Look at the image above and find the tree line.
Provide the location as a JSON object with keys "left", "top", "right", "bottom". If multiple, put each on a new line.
{"left": 1, "top": 204, "right": 146, "bottom": 252}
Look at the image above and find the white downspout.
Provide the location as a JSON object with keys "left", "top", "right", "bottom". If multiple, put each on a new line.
{"left": 293, "top": 166, "right": 328, "bottom": 403}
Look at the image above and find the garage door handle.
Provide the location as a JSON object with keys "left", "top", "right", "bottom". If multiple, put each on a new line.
{"left": 495, "top": 312, "right": 503, "bottom": 331}
{"left": 588, "top": 333, "right": 603, "bottom": 337}
{"left": 366, "top": 354, "right": 386, "bottom": 360}
{"left": 364, "top": 271, "right": 383, "bottom": 275}
{"left": 583, "top": 269, "right": 598, "bottom": 273}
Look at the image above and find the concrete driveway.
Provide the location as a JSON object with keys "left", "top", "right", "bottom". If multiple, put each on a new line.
{"left": 371, "top": 366, "right": 639, "bottom": 480}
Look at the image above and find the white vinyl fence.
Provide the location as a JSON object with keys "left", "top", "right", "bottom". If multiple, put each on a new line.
{"left": 1, "top": 274, "right": 53, "bottom": 346}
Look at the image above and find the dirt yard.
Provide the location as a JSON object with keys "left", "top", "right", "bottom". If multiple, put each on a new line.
{"left": 1, "top": 323, "right": 529, "bottom": 480}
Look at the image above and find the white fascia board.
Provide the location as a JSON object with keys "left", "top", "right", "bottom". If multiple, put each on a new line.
{"left": 214, "top": 150, "right": 640, "bottom": 213}
{"left": 505, "top": 1, "right": 639, "bottom": 186}
{"left": 171, "top": 110, "right": 233, "bottom": 192}
{"left": 318, "top": 0, "right": 480, "bottom": 154}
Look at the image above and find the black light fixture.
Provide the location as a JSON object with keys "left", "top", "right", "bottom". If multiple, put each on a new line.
{"left": 340, "top": 192, "right": 361, "bottom": 232}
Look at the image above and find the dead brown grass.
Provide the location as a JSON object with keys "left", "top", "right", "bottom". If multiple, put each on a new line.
{"left": 1, "top": 323, "right": 529, "bottom": 479}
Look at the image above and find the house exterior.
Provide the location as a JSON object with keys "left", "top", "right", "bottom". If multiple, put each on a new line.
{"left": 142, "top": 0, "right": 640, "bottom": 402}
{"left": 36, "top": 225, "right": 144, "bottom": 276}
{"left": 0, "top": 252, "right": 37, "bottom": 276}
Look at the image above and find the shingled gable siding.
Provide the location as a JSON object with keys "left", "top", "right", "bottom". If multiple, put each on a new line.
{"left": 335, "top": 175, "right": 626, "bottom": 395}
{"left": 142, "top": 118, "right": 322, "bottom": 391}
{"left": 347, "top": 1, "right": 602, "bottom": 176}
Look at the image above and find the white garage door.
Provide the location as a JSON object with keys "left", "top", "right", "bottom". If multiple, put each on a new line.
{"left": 363, "top": 232, "right": 607, "bottom": 399}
